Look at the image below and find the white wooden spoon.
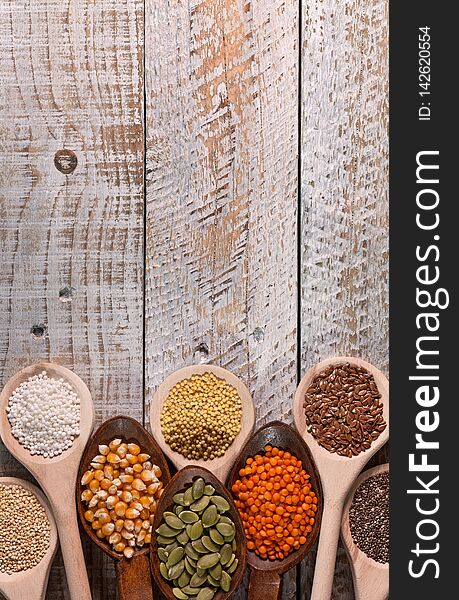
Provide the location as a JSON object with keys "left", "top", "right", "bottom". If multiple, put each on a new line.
{"left": 0, "top": 477, "right": 58, "bottom": 600}
{"left": 293, "top": 356, "right": 389, "bottom": 600}
{"left": 0, "top": 363, "right": 94, "bottom": 600}
{"left": 341, "top": 464, "right": 389, "bottom": 600}
{"left": 150, "top": 364, "right": 255, "bottom": 482}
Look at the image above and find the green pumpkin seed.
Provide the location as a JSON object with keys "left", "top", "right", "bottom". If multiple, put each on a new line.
{"left": 168, "top": 547, "right": 185, "bottom": 567}
{"left": 209, "top": 563, "right": 222, "bottom": 580}
{"left": 203, "top": 485, "right": 215, "bottom": 496}
{"left": 220, "top": 571, "right": 231, "bottom": 592}
{"left": 201, "top": 536, "right": 220, "bottom": 552}
{"left": 190, "top": 495, "right": 210, "bottom": 513}
{"left": 157, "top": 523, "right": 179, "bottom": 537}
{"left": 166, "top": 514, "right": 186, "bottom": 530}
{"left": 197, "top": 553, "right": 220, "bottom": 570}
{"left": 183, "top": 486, "right": 194, "bottom": 506}
{"left": 196, "top": 588, "right": 215, "bottom": 600}
{"left": 165, "top": 541, "right": 179, "bottom": 553}
{"left": 173, "top": 578, "right": 181, "bottom": 587}
{"left": 180, "top": 510, "right": 199, "bottom": 524}
{"left": 182, "top": 586, "right": 201, "bottom": 596}
{"left": 189, "top": 521, "right": 203, "bottom": 540}
{"left": 225, "top": 553, "right": 236, "bottom": 568}
{"left": 192, "top": 478, "right": 205, "bottom": 500}
{"left": 172, "top": 588, "right": 189, "bottom": 599}
{"left": 196, "top": 567, "right": 206, "bottom": 577}
{"left": 158, "top": 547, "right": 169, "bottom": 563}
{"left": 227, "top": 558, "right": 238, "bottom": 574}
{"left": 160, "top": 562, "right": 170, "bottom": 580}
{"left": 218, "top": 516, "right": 232, "bottom": 525}
{"left": 191, "top": 539, "right": 207, "bottom": 554}
{"left": 169, "top": 560, "right": 185, "bottom": 580}
{"left": 186, "top": 524, "right": 193, "bottom": 537}
{"left": 175, "top": 505, "right": 184, "bottom": 515}
{"left": 210, "top": 496, "right": 230, "bottom": 513}
{"left": 185, "top": 556, "right": 196, "bottom": 575}
{"left": 216, "top": 522, "right": 234, "bottom": 537}
{"left": 174, "top": 493, "right": 186, "bottom": 506}
{"left": 190, "top": 572, "right": 207, "bottom": 587}
{"left": 178, "top": 570, "right": 191, "bottom": 588}
{"left": 185, "top": 543, "right": 200, "bottom": 560}
{"left": 231, "top": 539, "right": 237, "bottom": 551}
{"left": 219, "top": 544, "right": 232, "bottom": 565}
{"left": 207, "top": 575, "right": 220, "bottom": 587}
{"left": 202, "top": 505, "right": 218, "bottom": 527}
{"left": 177, "top": 529, "right": 190, "bottom": 545}
{"left": 158, "top": 535, "right": 175, "bottom": 545}
{"left": 209, "top": 528, "right": 224, "bottom": 545}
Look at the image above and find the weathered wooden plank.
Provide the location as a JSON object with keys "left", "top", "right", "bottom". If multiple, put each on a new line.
{"left": 144, "top": 0, "right": 298, "bottom": 597}
{"left": 0, "top": 1, "right": 144, "bottom": 598}
{"left": 300, "top": 0, "right": 388, "bottom": 598}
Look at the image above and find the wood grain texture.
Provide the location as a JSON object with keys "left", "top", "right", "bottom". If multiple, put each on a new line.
{"left": 0, "top": 1, "right": 144, "bottom": 598}
{"left": 144, "top": 0, "right": 299, "bottom": 597}
{"left": 300, "top": 0, "right": 388, "bottom": 599}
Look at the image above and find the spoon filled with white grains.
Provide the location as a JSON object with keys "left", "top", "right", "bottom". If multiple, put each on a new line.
{"left": 0, "top": 362, "right": 94, "bottom": 600}
{"left": 0, "top": 477, "right": 58, "bottom": 600}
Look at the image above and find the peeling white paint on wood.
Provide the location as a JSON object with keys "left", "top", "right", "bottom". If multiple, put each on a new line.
{"left": 300, "top": 0, "right": 388, "bottom": 598}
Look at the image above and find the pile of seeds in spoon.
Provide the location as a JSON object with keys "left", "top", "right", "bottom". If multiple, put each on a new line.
{"left": 303, "top": 363, "right": 386, "bottom": 457}
{"left": 0, "top": 483, "right": 51, "bottom": 574}
{"left": 156, "top": 477, "right": 238, "bottom": 600}
{"left": 81, "top": 437, "right": 164, "bottom": 558}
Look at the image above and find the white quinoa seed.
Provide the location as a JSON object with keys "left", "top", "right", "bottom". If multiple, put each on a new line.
{"left": 0, "top": 483, "right": 51, "bottom": 574}
{"left": 6, "top": 371, "right": 80, "bottom": 458}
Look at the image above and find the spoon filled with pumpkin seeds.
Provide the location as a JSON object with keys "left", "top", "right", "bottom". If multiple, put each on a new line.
{"left": 150, "top": 466, "right": 247, "bottom": 600}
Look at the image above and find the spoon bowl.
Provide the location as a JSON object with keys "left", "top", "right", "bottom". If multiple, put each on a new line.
{"left": 0, "top": 362, "right": 94, "bottom": 600}
{"left": 0, "top": 477, "right": 58, "bottom": 600}
{"left": 293, "top": 356, "right": 389, "bottom": 600}
{"left": 150, "top": 465, "right": 247, "bottom": 600}
{"left": 77, "top": 415, "right": 171, "bottom": 600}
{"left": 150, "top": 364, "right": 255, "bottom": 482}
{"left": 226, "top": 421, "right": 323, "bottom": 600}
{"left": 341, "top": 464, "right": 389, "bottom": 600}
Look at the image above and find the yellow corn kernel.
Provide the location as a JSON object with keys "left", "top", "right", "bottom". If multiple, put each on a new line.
{"left": 142, "top": 461, "right": 152, "bottom": 471}
{"left": 144, "top": 533, "right": 151, "bottom": 544}
{"left": 120, "top": 491, "right": 133, "bottom": 503}
{"left": 81, "top": 489, "right": 93, "bottom": 502}
{"left": 114, "top": 541, "right": 126, "bottom": 553}
{"left": 94, "top": 469, "right": 104, "bottom": 482}
{"left": 140, "top": 470, "right": 154, "bottom": 483}
{"left": 140, "top": 496, "right": 151, "bottom": 508}
{"left": 102, "top": 522, "right": 115, "bottom": 537}
{"left": 97, "top": 490, "right": 108, "bottom": 501}
{"left": 119, "top": 458, "right": 129, "bottom": 469}
{"left": 115, "top": 501, "right": 127, "bottom": 517}
{"left": 128, "top": 443, "right": 140, "bottom": 456}
{"left": 124, "top": 547, "right": 134, "bottom": 558}
{"left": 98, "top": 444, "right": 110, "bottom": 456}
{"left": 125, "top": 507, "right": 140, "bottom": 520}
{"left": 90, "top": 462, "right": 104, "bottom": 470}
{"left": 133, "top": 464, "right": 143, "bottom": 474}
{"left": 153, "top": 466, "right": 162, "bottom": 478}
{"left": 140, "top": 508, "right": 150, "bottom": 520}
{"left": 84, "top": 510, "right": 94, "bottom": 523}
{"left": 124, "top": 519, "right": 134, "bottom": 532}
{"left": 121, "top": 529, "right": 134, "bottom": 540}
{"left": 116, "top": 444, "right": 128, "bottom": 459}
{"left": 89, "top": 479, "right": 100, "bottom": 493}
{"left": 115, "top": 519, "right": 124, "bottom": 532}
{"left": 137, "top": 454, "right": 150, "bottom": 463}
{"left": 142, "top": 520, "right": 150, "bottom": 531}
{"left": 134, "top": 519, "right": 143, "bottom": 534}
{"left": 132, "top": 479, "right": 146, "bottom": 492}
{"left": 92, "top": 454, "right": 107, "bottom": 464}
{"left": 109, "top": 438, "right": 122, "bottom": 452}
{"left": 108, "top": 484, "right": 118, "bottom": 495}
{"left": 92, "top": 520, "right": 101, "bottom": 530}
{"left": 126, "top": 454, "right": 138, "bottom": 465}
{"left": 81, "top": 471, "right": 94, "bottom": 485}
{"left": 137, "top": 529, "right": 147, "bottom": 543}
{"left": 88, "top": 496, "right": 99, "bottom": 509}
{"left": 109, "top": 532, "right": 122, "bottom": 545}
{"left": 131, "top": 490, "right": 141, "bottom": 500}
{"left": 96, "top": 529, "right": 105, "bottom": 539}
{"left": 103, "top": 465, "right": 114, "bottom": 479}
{"left": 100, "top": 478, "right": 112, "bottom": 491}
{"left": 120, "top": 474, "right": 133, "bottom": 484}
{"left": 107, "top": 452, "right": 121, "bottom": 464}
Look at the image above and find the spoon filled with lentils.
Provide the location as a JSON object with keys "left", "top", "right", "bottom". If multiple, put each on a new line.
{"left": 293, "top": 356, "right": 389, "bottom": 600}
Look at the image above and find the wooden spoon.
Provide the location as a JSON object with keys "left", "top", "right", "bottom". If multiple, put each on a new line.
{"left": 77, "top": 416, "right": 171, "bottom": 600}
{"left": 226, "top": 421, "right": 323, "bottom": 600}
{"left": 293, "top": 356, "right": 388, "bottom": 600}
{"left": 0, "top": 477, "right": 58, "bottom": 600}
{"left": 341, "top": 463, "right": 389, "bottom": 600}
{"left": 150, "top": 364, "right": 255, "bottom": 482}
{"left": 150, "top": 465, "right": 247, "bottom": 600}
{"left": 0, "top": 362, "right": 94, "bottom": 600}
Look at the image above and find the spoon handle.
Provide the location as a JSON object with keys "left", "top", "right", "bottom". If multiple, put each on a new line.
{"left": 52, "top": 500, "right": 92, "bottom": 600}
{"left": 116, "top": 554, "right": 154, "bottom": 600}
{"left": 310, "top": 497, "right": 345, "bottom": 600}
{"left": 248, "top": 569, "right": 282, "bottom": 600}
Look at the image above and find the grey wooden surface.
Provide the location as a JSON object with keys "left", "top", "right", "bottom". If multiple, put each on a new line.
{"left": 0, "top": 0, "right": 388, "bottom": 599}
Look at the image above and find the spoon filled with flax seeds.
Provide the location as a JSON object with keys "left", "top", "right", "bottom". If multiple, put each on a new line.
{"left": 293, "top": 356, "right": 389, "bottom": 600}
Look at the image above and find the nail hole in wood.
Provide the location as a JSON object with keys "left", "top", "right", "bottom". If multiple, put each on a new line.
{"left": 54, "top": 149, "right": 78, "bottom": 174}
{"left": 193, "top": 343, "right": 209, "bottom": 363}
{"left": 30, "top": 324, "right": 47, "bottom": 339}
{"left": 252, "top": 327, "right": 265, "bottom": 342}
{"left": 59, "top": 286, "right": 75, "bottom": 303}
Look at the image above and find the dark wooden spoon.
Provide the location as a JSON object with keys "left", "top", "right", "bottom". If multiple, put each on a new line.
{"left": 226, "top": 421, "right": 323, "bottom": 600}
{"left": 150, "top": 465, "right": 247, "bottom": 600}
{"left": 76, "top": 416, "right": 171, "bottom": 600}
